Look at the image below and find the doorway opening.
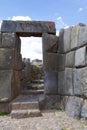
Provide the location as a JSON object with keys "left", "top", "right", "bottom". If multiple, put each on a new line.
{"left": 20, "top": 37, "right": 44, "bottom": 93}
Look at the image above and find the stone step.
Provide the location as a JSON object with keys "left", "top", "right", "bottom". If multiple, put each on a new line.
{"left": 11, "top": 109, "right": 42, "bottom": 119}
{"left": 21, "top": 89, "right": 44, "bottom": 95}
{"left": 12, "top": 101, "right": 39, "bottom": 110}
{"left": 31, "top": 83, "right": 44, "bottom": 90}
{"left": 31, "top": 79, "right": 44, "bottom": 84}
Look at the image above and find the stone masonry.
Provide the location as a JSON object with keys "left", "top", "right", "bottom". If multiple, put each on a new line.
{"left": 0, "top": 20, "right": 87, "bottom": 119}
{"left": 58, "top": 23, "right": 87, "bottom": 119}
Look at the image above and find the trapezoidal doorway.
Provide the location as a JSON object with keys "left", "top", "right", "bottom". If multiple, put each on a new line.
{"left": 20, "top": 36, "right": 44, "bottom": 94}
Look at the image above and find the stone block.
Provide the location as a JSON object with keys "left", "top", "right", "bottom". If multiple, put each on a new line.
{"left": 73, "top": 67, "right": 87, "bottom": 97}
{"left": 59, "top": 29, "right": 64, "bottom": 53}
{"left": 60, "top": 96, "right": 69, "bottom": 110}
{"left": 58, "top": 68, "right": 74, "bottom": 95}
{"left": 13, "top": 50, "right": 23, "bottom": 71}
{"left": 71, "top": 25, "right": 79, "bottom": 50}
{"left": 1, "top": 33, "right": 16, "bottom": 48}
{"left": 65, "top": 96, "right": 83, "bottom": 118}
{"left": 1, "top": 20, "right": 56, "bottom": 36}
{"left": 44, "top": 95, "right": 61, "bottom": 109}
{"left": 81, "top": 100, "right": 87, "bottom": 118}
{"left": 78, "top": 25, "right": 87, "bottom": 47}
{"left": 0, "top": 70, "right": 12, "bottom": 102}
{"left": 44, "top": 71, "right": 58, "bottom": 94}
{"left": 65, "top": 51, "right": 75, "bottom": 67}
{"left": 75, "top": 46, "right": 86, "bottom": 67}
{"left": 43, "top": 53, "right": 65, "bottom": 71}
{"left": 16, "top": 36, "right": 21, "bottom": 52}
{"left": 42, "top": 33, "right": 58, "bottom": 53}
{"left": 11, "top": 70, "right": 23, "bottom": 98}
{"left": 0, "top": 102, "right": 9, "bottom": 112}
{"left": 0, "top": 48, "right": 14, "bottom": 69}
{"left": 63, "top": 27, "right": 72, "bottom": 52}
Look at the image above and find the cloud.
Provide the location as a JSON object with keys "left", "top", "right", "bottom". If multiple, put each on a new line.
{"left": 20, "top": 37, "right": 42, "bottom": 60}
{"left": 56, "top": 16, "right": 68, "bottom": 29}
{"left": 11, "top": 16, "right": 31, "bottom": 21}
{"left": 78, "top": 7, "right": 83, "bottom": 12}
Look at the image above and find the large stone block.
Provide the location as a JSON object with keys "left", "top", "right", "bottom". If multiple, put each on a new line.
{"left": 44, "top": 95, "right": 61, "bottom": 109}
{"left": 1, "top": 33, "right": 16, "bottom": 48}
{"left": 73, "top": 67, "right": 87, "bottom": 97}
{"left": 11, "top": 70, "right": 23, "bottom": 98}
{"left": 65, "top": 51, "right": 75, "bottom": 67}
{"left": 70, "top": 25, "right": 79, "bottom": 50}
{"left": 65, "top": 96, "right": 83, "bottom": 118}
{"left": 58, "top": 68, "right": 74, "bottom": 95}
{"left": 42, "top": 33, "right": 58, "bottom": 53}
{"left": 0, "top": 70, "right": 12, "bottom": 102}
{"left": 78, "top": 24, "right": 87, "bottom": 47}
{"left": 63, "top": 27, "right": 71, "bottom": 52}
{"left": 1, "top": 21, "right": 56, "bottom": 36}
{"left": 43, "top": 53, "right": 65, "bottom": 71}
{"left": 75, "top": 46, "right": 86, "bottom": 67}
{"left": 81, "top": 100, "right": 87, "bottom": 118}
{"left": 13, "top": 50, "right": 23, "bottom": 71}
{"left": 44, "top": 71, "right": 58, "bottom": 94}
{"left": 59, "top": 29, "right": 64, "bottom": 53}
{"left": 0, "top": 48, "right": 14, "bottom": 69}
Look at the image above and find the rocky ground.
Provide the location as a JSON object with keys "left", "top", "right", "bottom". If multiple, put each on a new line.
{"left": 0, "top": 110, "right": 87, "bottom": 130}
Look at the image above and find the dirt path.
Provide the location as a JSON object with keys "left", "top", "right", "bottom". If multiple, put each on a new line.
{"left": 0, "top": 110, "right": 87, "bottom": 130}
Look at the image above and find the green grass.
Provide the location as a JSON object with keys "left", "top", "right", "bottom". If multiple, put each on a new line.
{"left": 0, "top": 112, "right": 9, "bottom": 116}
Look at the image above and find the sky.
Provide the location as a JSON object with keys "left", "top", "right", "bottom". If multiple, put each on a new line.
{"left": 0, "top": 0, "right": 87, "bottom": 60}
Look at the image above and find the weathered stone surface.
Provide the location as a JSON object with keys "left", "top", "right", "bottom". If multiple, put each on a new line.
{"left": 78, "top": 24, "right": 87, "bottom": 47}
{"left": 71, "top": 25, "right": 79, "bottom": 50}
{"left": 63, "top": 27, "right": 71, "bottom": 52}
{"left": 65, "top": 96, "right": 83, "bottom": 118}
{"left": 59, "top": 29, "right": 64, "bottom": 53}
{"left": 44, "top": 71, "right": 58, "bottom": 94}
{"left": 0, "top": 32, "right": 1, "bottom": 46}
{"left": 0, "top": 70, "right": 12, "bottom": 102}
{"left": 42, "top": 33, "right": 58, "bottom": 53}
{"left": 65, "top": 51, "right": 75, "bottom": 67}
{"left": 1, "top": 33, "right": 16, "bottom": 47}
{"left": 16, "top": 36, "right": 21, "bottom": 52}
{"left": 73, "top": 67, "right": 87, "bottom": 97}
{"left": 13, "top": 50, "right": 23, "bottom": 70}
{"left": 0, "top": 102, "right": 9, "bottom": 112}
{"left": 12, "top": 101, "right": 39, "bottom": 110}
{"left": 43, "top": 53, "right": 65, "bottom": 71}
{"left": 58, "top": 68, "right": 74, "bottom": 95}
{"left": 11, "top": 109, "right": 42, "bottom": 118}
{"left": 75, "top": 46, "right": 86, "bottom": 67}
{"left": 1, "top": 21, "right": 56, "bottom": 36}
{"left": 0, "top": 48, "right": 14, "bottom": 69}
{"left": 81, "top": 100, "right": 87, "bottom": 118}
{"left": 60, "top": 96, "right": 69, "bottom": 110}
{"left": 44, "top": 95, "right": 61, "bottom": 109}
{"left": 11, "top": 70, "right": 23, "bottom": 98}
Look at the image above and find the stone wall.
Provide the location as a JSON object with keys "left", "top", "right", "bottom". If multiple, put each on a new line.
{"left": 1, "top": 20, "right": 87, "bottom": 119}
{"left": 58, "top": 23, "right": 87, "bottom": 118}
{"left": 0, "top": 32, "right": 23, "bottom": 103}
{"left": 0, "top": 20, "right": 56, "bottom": 112}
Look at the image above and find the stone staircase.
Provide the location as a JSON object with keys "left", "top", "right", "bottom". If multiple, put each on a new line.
{"left": 10, "top": 79, "right": 45, "bottom": 119}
